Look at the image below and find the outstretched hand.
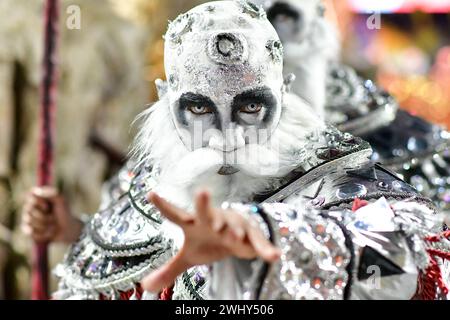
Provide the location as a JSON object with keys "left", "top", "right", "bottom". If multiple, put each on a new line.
{"left": 141, "top": 191, "right": 280, "bottom": 293}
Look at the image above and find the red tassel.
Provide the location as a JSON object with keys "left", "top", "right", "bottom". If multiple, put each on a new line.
{"left": 159, "top": 286, "right": 174, "bottom": 300}
{"left": 99, "top": 283, "right": 144, "bottom": 300}
{"left": 425, "top": 230, "right": 450, "bottom": 243}
{"left": 414, "top": 230, "right": 450, "bottom": 299}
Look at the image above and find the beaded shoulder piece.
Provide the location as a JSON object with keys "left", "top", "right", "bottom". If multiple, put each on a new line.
{"left": 54, "top": 162, "right": 211, "bottom": 300}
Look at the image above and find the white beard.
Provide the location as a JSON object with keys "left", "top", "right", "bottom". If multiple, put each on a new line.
{"left": 130, "top": 92, "right": 325, "bottom": 247}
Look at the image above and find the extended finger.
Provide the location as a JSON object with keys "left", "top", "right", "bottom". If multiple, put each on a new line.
{"left": 222, "top": 212, "right": 246, "bottom": 240}
{"left": 246, "top": 224, "right": 280, "bottom": 262}
{"left": 195, "top": 191, "right": 215, "bottom": 225}
{"left": 220, "top": 226, "right": 257, "bottom": 259}
{"left": 228, "top": 241, "right": 259, "bottom": 259}
{"left": 148, "top": 192, "right": 192, "bottom": 226}
{"left": 141, "top": 252, "right": 190, "bottom": 293}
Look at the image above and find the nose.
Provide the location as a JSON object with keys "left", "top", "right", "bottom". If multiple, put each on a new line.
{"left": 208, "top": 127, "right": 245, "bottom": 152}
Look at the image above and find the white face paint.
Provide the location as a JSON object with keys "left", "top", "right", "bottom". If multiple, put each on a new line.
{"left": 131, "top": 1, "right": 325, "bottom": 210}
{"left": 164, "top": 1, "right": 285, "bottom": 158}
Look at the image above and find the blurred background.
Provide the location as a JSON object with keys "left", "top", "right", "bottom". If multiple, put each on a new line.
{"left": 0, "top": 0, "right": 448, "bottom": 299}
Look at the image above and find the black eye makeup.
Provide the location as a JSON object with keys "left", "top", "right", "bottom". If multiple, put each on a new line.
{"left": 179, "top": 93, "right": 216, "bottom": 114}
{"left": 231, "top": 86, "right": 277, "bottom": 124}
{"left": 177, "top": 92, "right": 218, "bottom": 126}
{"left": 187, "top": 105, "right": 214, "bottom": 115}
{"left": 239, "top": 103, "right": 263, "bottom": 114}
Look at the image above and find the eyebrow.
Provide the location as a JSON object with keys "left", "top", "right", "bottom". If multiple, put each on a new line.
{"left": 232, "top": 87, "right": 277, "bottom": 106}
{"left": 231, "top": 86, "right": 277, "bottom": 122}
{"left": 177, "top": 92, "right": 220, "bottom": 128}
{"left": 179, "top": 92, "right": 216, "bottom": 109}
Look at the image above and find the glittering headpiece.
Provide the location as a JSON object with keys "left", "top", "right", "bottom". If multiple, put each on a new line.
{"left": 162, "top": 1, "right": 284, "bottom": 103}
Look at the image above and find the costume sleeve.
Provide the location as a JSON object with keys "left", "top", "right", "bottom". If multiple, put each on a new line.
{"left": 208, "top": 198, "right": 450, "bottom": 300}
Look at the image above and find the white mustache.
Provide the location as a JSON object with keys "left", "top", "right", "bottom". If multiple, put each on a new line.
{"left": 160, "top": 143, "right": 294, "bottom": 185}
{"left": 231, "top": 144, "right": 292, "bottom": 177}
{"left": 161, "top": 148, "right": 224, "bottom": 187}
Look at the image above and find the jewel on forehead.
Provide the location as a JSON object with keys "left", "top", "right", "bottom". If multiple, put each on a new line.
{"left": 218, "top": 37, "right": 235, "bottom": 56}
{"left": 205, "top": 5, "right": 215, "bottom": 12}
{"left": 266, "top": 39, "right": 284, "bottom": 63}
{"left": 167, "top": 12, "right": 195, "bottom": 45}
{"left": 168, "top": 74, "right": 179, "bottom": 90}
{"left": 207, "top": 32, "right": 248, "bottom": 64}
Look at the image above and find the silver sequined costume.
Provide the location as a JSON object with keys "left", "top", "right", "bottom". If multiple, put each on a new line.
{"left": 54, "top": 125, "right": 449, "bottom": 300}
{"left": 325, "top": 63, "right": 450, "bottom": 214}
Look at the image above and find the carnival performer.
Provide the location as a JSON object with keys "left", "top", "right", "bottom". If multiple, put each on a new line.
{"left": 22, "top": 1, "right": 450, "bottom": 300}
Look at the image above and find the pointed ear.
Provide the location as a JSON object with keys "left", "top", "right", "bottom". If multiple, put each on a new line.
{"left": 282, "top": 73, "right": 296, "bottom": 93}
{"left": 155, "top": 78, "right": 168, "bottom": 99}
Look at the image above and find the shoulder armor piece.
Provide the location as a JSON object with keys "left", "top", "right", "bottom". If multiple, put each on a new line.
{"left": 325, "top": 63, "right": 398, "bottom": 136}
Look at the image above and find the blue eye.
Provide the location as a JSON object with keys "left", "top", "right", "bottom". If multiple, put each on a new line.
{"left": 188, "top": 105, "right": 213, "bottom": 115}
{"left": 240, "top": 103, "right": 263, "bottom": 114}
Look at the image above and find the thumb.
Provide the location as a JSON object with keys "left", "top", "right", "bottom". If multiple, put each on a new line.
{"left": 141, "top": 251, "right": 190, "bottom": 293}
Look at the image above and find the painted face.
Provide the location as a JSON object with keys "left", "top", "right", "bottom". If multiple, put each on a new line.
{"left": 175, "top": 85, "right": 280, "bottom": 152}
{"left": 163, "top": 1, "right": 284, "bottom": 155}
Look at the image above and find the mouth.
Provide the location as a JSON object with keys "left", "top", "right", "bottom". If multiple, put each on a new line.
{"left": 217, "top": 165, "right": 240, "bottom": 175}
